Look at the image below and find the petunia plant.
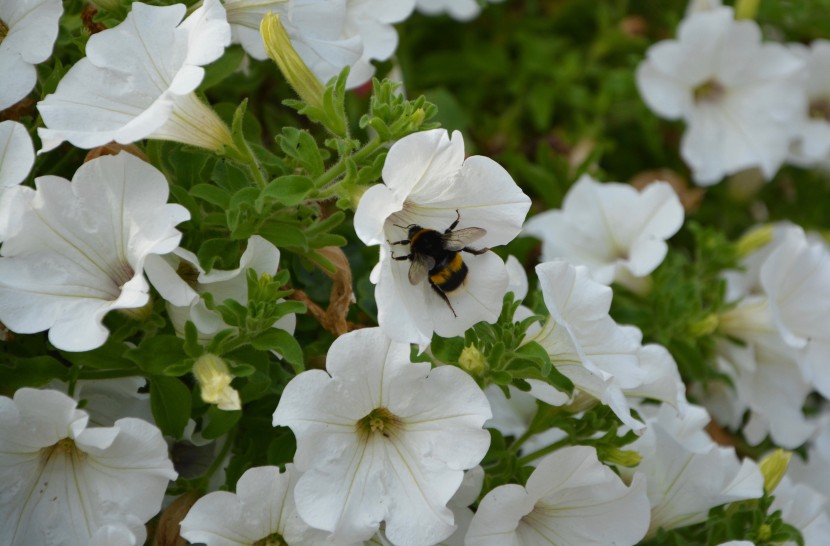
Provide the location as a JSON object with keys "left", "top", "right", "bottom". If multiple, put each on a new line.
{"left": 2, "top": 0, "right": 830, "bottom": 545}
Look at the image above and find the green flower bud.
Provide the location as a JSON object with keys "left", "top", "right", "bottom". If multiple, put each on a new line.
{"left": 689, "top": 313, "right": 719, "bottom": 337}
{"left": 458, "top": 345, "right": 487, "bottom": 375}
{"left": 598, "top": 447, "right": 642, "bottom": 468}
{"left": 735, "top": 0, "right": 760, "bottom": 20}
{"left": 736, "top": 224, "right": 773, "bottom": 258}
{"left": 260, "top": 13, "right": 325, "bottom": 112}
{"left": 759, "top": 448, "right": 792, "bottom": 494}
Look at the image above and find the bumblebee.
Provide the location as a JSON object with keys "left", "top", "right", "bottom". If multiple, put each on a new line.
{"left": 390, "top": 210, "right": 488, "bottom": 317}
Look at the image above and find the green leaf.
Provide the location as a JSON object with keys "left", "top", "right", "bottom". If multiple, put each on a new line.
{"left": 278, "top": 127, "right": 326, "bottom": 177}
{"left": 199, "top": 46, "right": 245, "bottom": 90}
{"left": 267, "top": 428, "right": 297, "bottom": 466}
{"left": 190, "top": 183, "right": 231, "bottom": 208}
{"left": 431, "top": 335, "right": 465, "bottom": 363}
{"left": 201, "top": 405, "right": 241, "bottom": 439}
{"left": 0, "top": 357, "right": 68, "bottom": 390}
{"left": 60, "top": 340, "right": 134, "bottom": 370}
{"left": 125, "top": 335, "right": 189, "bottom": 375}
{"left": 149, "top": 376, "right": 191, "bottom": 438}
{"left": 259, "top": 175, "right": 314, "bottom": 207}
{"left": 250, "top": 329, "right": 304, "bottom": 371}
{"left": 198, "top": 238, "right": 240, "bottom": 272}
{"left": 258, "top": 223, "right": 308, "bottom": 250}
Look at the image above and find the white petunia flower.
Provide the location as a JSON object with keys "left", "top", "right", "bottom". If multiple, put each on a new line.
{"left": 48, "top": 377, "right": 154, "bottom": 428}
{"left": 627, "top": 340, "right": 688, "bottom": 415}
{"left": 0, "top": 0, "right": 63, "bottom": 110}
{"left": 0, "top": 120, "right": 33, "bottom": 187}
{"left": 273, "top": 327, "right": 492, "bottom": 546}
{"left": 224, "top": 0, "right": 363, "bottom": 83}
{"left": 759, "top": 225, "right": 830, "bottom": 397}
{"left": 484, "top": 384, "right": 538, "bottom": 439}
{"left": 38, "top": 0, "right": 232, "bottom": 153}
{"left": 414, "top": 0, "right": 504, "bottom": 22}
{"left": 693, "top": 224, "right": 815, "bottom": 447}
{"left": 341, "top": 0, "right": 415, "bottom": 87}
{"left": 626, "top": 403, "right": 764, "bottom": 536}
{"left": 145, "top": 235, "right": 295, "bottom": 341}
{"left": 180, "top": 464, "right": 334, "bottom": 546}
{"left": 0, "top": 388, "right": 177, "bottom": 546}
{"left": 789, "top": 40, "right": 830, "bottom": 167}
{"left": 771, "top": 476, "right": 830, "bottom": 546}
{"left": 636, "top": 7, "right": 806, "bottom": 185}
{"left": 354, "top": 129, "right": 531, "bottom": 348}
{"left": 0, "top": 152, "right": 190, "bottom": 351}
{"left": 524, "top": 175, "right": 684, "bottom": 286}
{"left": 465, "top": 446, "right": 650, "bottom": 546}
{"left": 0, "top": 120, "right": 35, "bottom": 240}
{"left": 527, "top": 260, "right": 646, "bottom": 431}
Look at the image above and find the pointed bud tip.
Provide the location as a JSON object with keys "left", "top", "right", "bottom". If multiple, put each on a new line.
{"left": 759, "top": 449, "right": 792, "bottom": 494}
{"left": 260, "top": 12, "right": 325, "bottom": 111}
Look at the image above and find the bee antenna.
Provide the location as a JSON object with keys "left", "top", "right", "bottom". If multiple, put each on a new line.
{"left": 392, "top": 223, "right": 409, "bottom": 230}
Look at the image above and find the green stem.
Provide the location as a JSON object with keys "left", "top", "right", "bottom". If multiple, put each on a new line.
{"left": 228, "top": 139, "right": 267, "bottom": 189}
{"left": 315, "top": 136, "right": 383, "bottom": 194}
{"left": 517, "top": 437, "right": 571, "bottom": 466}
{"left": 508, "top": 427, "right": 538, "bottom": 454}
{"left": 205, "top": 426, "right": 237, "bottom": 482}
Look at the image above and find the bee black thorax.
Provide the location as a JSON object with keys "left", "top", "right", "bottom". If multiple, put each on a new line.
{"left": 409, "top": 228, "right": 468, "bottom": 291}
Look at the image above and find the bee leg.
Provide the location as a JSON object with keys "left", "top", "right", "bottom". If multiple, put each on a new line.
{"left": 462, "top": 246, "right": 490, "bottom": 255}
{"left": 388, "top": 239, "right": 411, "bottom": 246}
{"left": 445, "top": 209, "right": 461, "bottom": 233}
{"left": 430, "top": 283, "right": 458, "bottom": 317}
{"left": 391, "top": 253, "right": 412, "bottom": 261}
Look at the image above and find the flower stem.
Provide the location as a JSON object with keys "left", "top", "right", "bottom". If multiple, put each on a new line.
{"left": 229, "top": 139, "right": 267, "bottom": 189}
{"left": 204, "top": 426, "right": 236, "bottom": 482}
{"left": 316, "top": 136, "right": 383, "bottom": 195}
{"left": 516, "top": 437, "right": 571, "bottom": 466}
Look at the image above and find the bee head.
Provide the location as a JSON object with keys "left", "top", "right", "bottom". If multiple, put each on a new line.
{"left": 393, "top": 222, "right": 422, "bottom": 239}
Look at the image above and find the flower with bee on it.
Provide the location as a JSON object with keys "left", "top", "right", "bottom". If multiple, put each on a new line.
{"left": 354, "top": 129, "right": 531, "bottom": 349}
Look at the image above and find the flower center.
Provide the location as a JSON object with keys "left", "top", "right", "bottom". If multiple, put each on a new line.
{"left": 0, "top": 18, "right": 8, "bottom": 42}
{"left": 253, "top": 532, "right": 288, "bottom": 546}
{"left": 356, "top": 407, "right": 402, "bottom": 439}
{"left": 809, "top": 98, "right": 830, "bottom": 121}
{"left": 693, "top": 79, "right": 726, "bottom": 103}
{"left": 114, "top": 261, "right": 136, "bottom": 290}
{"left": 177, "top": 260, "right": 201, "bottom": 289}
{"left": 41, "top": 438, "right": 85, "bottom": 464}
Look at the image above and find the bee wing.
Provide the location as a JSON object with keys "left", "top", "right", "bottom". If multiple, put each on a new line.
{"left": 408, "top": 254, "right": 435, "bottom": 285}
{"left": 442, "top": 227, "right": 487, "bottom": 251}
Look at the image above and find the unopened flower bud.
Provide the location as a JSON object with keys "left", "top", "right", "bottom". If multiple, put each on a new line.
{"left": 597, "top": 446, "right": 642, "bottom": 468}
{"left": 458, "top": 345, "right": 486, "bottom": 375}
{"left": 759, "top": 448, "right": 792, "bottom": 494}
{"left": 689, "top": 313, "right": 719, "bottom": 337}
{"left": 261, "top": 13, "right": 325, "bottom": 111}
{"left": 409, "top": 108, "right": 426, "bottom": 128}
{"left": 193, "top": 354, "right": 241, "bottom": 411}
{"left": 735, "top": 0, "right": 760, "bottom": 20}
{"left": 736, "top": 225, "right": 773, "bottom": 258}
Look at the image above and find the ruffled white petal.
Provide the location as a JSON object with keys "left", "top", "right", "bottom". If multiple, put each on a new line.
{"left": 0, "top": 153, "right": 189, "bottom": 351}
{"left": 637, "top": 7, "right": 806, "bottom": 185}
{"left": 0, "top": 389, "right": 176, "bottom": 546}
{"left": 0, "top": 121, "right": 34, "bottom": 188}
{"left": 467, "top": 446, "right": 650, "bottom": 546}
{"left": 525, "top": 176, "right": 683, "bottom": 285}
{"left": 0, "top": 0, "right": 63, "bottom": 109}
{"left": 273, "top": 328, "right": 491, "bottom": 545}
{"left": 37, "top": 0, "right": 231, "bottom": 152}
